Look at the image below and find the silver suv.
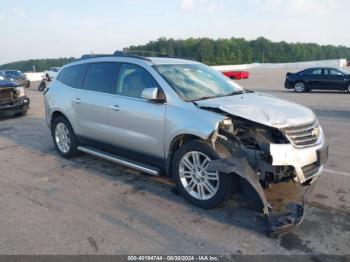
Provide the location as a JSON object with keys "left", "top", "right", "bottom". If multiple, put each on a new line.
{"left": 45, "top": 52, "right": 328, "bottom": 233}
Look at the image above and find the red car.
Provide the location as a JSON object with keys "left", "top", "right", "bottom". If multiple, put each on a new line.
{"left": 223, "top": 71, "right": 250, "bottom": 80}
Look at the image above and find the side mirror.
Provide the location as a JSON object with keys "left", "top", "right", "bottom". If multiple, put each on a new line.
{"left": 141, "top": 87, "right": 164, "bottom": 102}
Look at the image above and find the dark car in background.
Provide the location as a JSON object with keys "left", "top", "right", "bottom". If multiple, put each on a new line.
{"left": 285, "top": 67, "right": 350, "bottom": 93}
{"left": 0, "top": 74, "right": 30, "bottom": 117}
{"left": 0, "top": 70, "right": 30, "bottom": 88}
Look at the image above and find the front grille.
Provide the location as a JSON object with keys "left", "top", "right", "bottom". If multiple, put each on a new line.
{"left": 283, "top": 121, "right": 321, "bottom": 148}
{"left": 0, "top": 89, "right": 14, "bottom": 102}
{"left": 302, "top": 162, "right": 321, "bottom": 180}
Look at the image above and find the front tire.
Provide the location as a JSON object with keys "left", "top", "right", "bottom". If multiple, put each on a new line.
{"left": 38, "top": 82, "right": 46, "bottom": 92}
{"left": 172, "top": 140, "right": 233, "bottom": 209}
{"left": 51, "top": 116, "right": 79, "bottom": 158}
{"left": 15, "top": 108, "right": 28, "bottom": 117}
{"left": 294, "top": 81, "right": 306, "bottom": 93}
{"left": 346, "top": 84, "right": 350, "bottom": 93}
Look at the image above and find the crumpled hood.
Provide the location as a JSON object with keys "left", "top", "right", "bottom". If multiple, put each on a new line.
{"left": 0, "top": 80, "right": 19, "bottom": 88}
{"left": 195, "top": 92, "right": 315, "bottom": 128}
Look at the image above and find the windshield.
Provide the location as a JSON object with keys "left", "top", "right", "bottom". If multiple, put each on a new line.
{"left": 339, "top": 68, "right": 350, "bottom": 74}
{"left": 155, "top": 64, "right": 245, "bottom": 101}
{"left": 5, "top": 70, "right": 22, "bottom": 78}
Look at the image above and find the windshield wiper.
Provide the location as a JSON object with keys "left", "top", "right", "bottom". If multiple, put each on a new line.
{"left": 225, "top": 90, "right": 247, "bottom": 96}
{"left": 190, "top": 89, "right": 251, "bottom": 102}
{"left": 191, "top": 96, "right": 218, "bottom": 102}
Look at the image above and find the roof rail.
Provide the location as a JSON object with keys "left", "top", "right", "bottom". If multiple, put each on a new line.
{"left": 122, "top": 50, "right": 173, "bottom": 58}
{"left": 79, "top": 54, "right": 112, "bottom": 60}
{"left": 112, "top": 51, "right": 151, "bottom": 61}
{"left": 78, "top": 52, "right": 151, "bottom": 62}
{"left": 78, "top": 50, "right": 193, "bottom": 62}
{"left": 123, "top": 50, "right": 197, "bottom": 61}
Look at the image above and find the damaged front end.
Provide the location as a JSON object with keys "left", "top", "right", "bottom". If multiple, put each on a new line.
{"left": 206, "top": 115, "right": 327, "bottom": 237}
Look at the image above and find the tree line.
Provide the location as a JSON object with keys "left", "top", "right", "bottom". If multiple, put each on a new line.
{"left": 126, "top": 37, "right": 350, "bottom": 65}
{"left": 0, "top": 57, "right": 75, "bottom": 72}
{"left": 1, "top": 37, "right": 349, "bottom": 71}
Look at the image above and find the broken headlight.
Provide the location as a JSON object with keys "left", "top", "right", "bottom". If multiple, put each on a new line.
{"left": 15, "top": 86, "right": 26, "bottom": 97}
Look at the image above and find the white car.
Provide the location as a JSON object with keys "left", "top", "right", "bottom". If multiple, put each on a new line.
{"left": 44, "top": 67, "right": 61, "bottom": 81}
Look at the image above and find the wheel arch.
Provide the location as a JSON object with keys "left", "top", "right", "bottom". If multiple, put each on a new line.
{"left": 165, "top": 132, "right": 231, "bottom": 178}
{"left": 295, "top": 79, "right": 306, "bottom": 85}
{"left": 166, "top": 134, "right": 202, "bottom": 178}
{"left": 50, "top": 110, "right": 73, "bottom": 130}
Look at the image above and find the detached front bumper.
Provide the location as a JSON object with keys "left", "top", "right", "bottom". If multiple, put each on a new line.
{"left": 270, "top": 139, "right": 328, "bottom": 184}
{"left": 207, "top": 156, "right": 311, "bottom": 237}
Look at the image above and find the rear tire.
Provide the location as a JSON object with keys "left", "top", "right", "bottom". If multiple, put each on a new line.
{"left": 346, "top": 84, "right": 350, "bottom": 93}
{"left": 294, "top": 81, "right": 306, "bottom": 93}
{"left": 51, "top": 116, "right": 79, "bottom": 158}
{"left": 172, "top": 140, "right": 233, "bottom": 209}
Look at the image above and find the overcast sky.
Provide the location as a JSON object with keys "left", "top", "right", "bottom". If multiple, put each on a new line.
{"left": 0, "top": 0, "right": 349, "bottom": 64}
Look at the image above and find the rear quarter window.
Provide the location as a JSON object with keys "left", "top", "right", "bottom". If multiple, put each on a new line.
{"left": 57, "top": 64, "right": 88, "bottom": 89}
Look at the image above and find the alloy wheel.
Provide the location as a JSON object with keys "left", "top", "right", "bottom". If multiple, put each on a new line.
{"left": 179, "top": 151, "right": 219, "bottom": 200}
{"left": 55, "top": 123, "right": 71, "bottom": 153}
{"left": 294, "top": 82, "right": 305, "bottom": 93}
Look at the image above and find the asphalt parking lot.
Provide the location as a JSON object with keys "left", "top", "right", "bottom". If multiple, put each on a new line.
{"left": 0, "top": 69, "right": 349, "bottom": 255}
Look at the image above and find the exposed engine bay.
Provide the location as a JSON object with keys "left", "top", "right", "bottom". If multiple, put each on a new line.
{"left": 212, "top": 115, "right": 297, "bottom": 186}
{"left": 201, "top": 109, "right": 325, "bottom": 237}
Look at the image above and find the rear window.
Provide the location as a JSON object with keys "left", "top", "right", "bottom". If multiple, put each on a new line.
{"left": 301, "top": 69, "right": 322, "bottom": 75}
{"left": 57, "top": 64, "right": 88, "bottom": 89}
{"left": 82, "top": 63, "right": 119, "bottom": 94}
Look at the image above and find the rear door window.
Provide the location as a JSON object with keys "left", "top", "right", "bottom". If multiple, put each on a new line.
{"left": 57, "top": 64, "right": 88, "bottom": 89}
{"left": 303, "top": 69, "right": 322, "bottom": 76}
{"left": 82, "top": 63, "right": 119, "bottom": 94}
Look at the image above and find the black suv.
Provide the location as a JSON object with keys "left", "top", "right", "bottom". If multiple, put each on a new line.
{"left": 0, "top": 75, "right": 30, "bottom": 117}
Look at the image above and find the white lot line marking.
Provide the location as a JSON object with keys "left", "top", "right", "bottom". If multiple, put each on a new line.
{"left": 324, "top": 168, "right": 350, "bottom": 178}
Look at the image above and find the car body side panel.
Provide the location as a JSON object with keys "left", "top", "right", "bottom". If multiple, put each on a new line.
{"left": 71, "top": 89, "right": 111, "bottom": 142}
{"left": 322, "top": 75, "right": 347, "bottom": 89}
{"left": 45, "top": 81, "right": 78, "bottom": 131}
{"left": 164, "top": 104, "right": 225, "bottom": 157}
{"left": 106, "top": 95, "right": 166, "bottom": 159}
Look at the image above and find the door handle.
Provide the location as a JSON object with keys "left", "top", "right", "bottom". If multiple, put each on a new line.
{"left": 109, "top": 105, "right": 120, "bottom": 111}
{"left": 72, "top": 98, "right": 81, "bottom": 104}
